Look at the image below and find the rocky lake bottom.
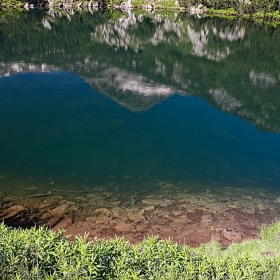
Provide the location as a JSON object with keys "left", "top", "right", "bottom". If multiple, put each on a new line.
{"left": 1, "top": 172, "right": 280, "bottom": 247}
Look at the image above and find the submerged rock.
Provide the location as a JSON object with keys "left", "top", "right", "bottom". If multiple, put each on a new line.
{"left": 126, "top": 213, "right": 146, "bottom": 224}
{"left": 142, "top": 199, "right": 174, "bottom": 207}
{"left": 140, "top": 205, "right": 156, "bottom": 214}
{"left": 102, "top": 192, "right": 113, "bottom": 199}
{"left": 85, "top": 216, "right": 96, "bottom": 222}
{"left": 54, "top": 217, "right": 73, "bottom": 229}
{"left": 94, "top": 208, "right": 113, "bottom": 217}
{"left": 256, "top": 204, "right": 266, "bottom": 211}
{"left": 75, "top": 196, "right": 87, "bottom": 202}
{"left": 200, "top": 214, "right": 212, "bottom": 224}
{"left": 0, "top": 205, "right": 26, "bottom": 220}
{"left": 131, "top": 195, "right": 139, "bottom": 205}
{"left": 241, "top": 208, "right": 256, "bottom": 214}
{"left": 41, "top": 203, "right": 69, "bottom": 227}
{"left": 115, "top": 223, "right": 135, "bottom": 233}
{"left": 87, "top": 194, "right": 105, "bottom": 200}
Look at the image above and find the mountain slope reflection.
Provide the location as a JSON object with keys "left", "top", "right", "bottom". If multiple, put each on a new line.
{"left": 0, "top": 10, "right": 279, "bottom": 131}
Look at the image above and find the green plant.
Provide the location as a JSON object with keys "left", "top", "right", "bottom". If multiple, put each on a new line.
{"left": 1, "top": 222, "right": 280, "bottom": 279}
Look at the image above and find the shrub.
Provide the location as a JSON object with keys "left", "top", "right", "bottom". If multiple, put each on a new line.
{"left": 1, "top": 222, "right": 280, "bottom": 279}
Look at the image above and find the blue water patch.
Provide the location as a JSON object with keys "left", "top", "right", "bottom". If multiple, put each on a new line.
{"left": 0, "top": 71, "right": 280, "bottom": 190}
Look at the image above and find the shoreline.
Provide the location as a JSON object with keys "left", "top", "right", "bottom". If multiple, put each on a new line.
{"left": 1, "top": 171, "right": 280, "bottom": 247}
{"left": 0, "top": 3, "right": 280, "bottom": 25}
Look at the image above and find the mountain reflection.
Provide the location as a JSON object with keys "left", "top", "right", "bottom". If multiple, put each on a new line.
{"left": 0, "top": 10, "right": 279, "bottom": 131}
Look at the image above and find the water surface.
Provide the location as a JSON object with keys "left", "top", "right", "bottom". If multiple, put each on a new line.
{"left": 0, "top": 9, "right": 280, "bottom": 194}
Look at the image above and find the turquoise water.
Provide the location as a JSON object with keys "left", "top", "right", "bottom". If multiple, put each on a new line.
{"left": 0, "top": 10, "right": 280, "bottom": 193}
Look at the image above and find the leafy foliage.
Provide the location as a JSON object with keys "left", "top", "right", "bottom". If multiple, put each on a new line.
{"left": 180, "top": 0, "right": 280, "bottom": 14}
{"left": 1, "top": 222, "right": 280, "bottom": 279}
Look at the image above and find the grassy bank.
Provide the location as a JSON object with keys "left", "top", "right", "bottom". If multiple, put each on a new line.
{"left": 1, "top": 222, "right": 280, "bottom": 279}
{"left": 205, "top": 8, "right": 280, "bottom": 23}
{"left": 0, "top": 0, "right": 279, "bottom": 16}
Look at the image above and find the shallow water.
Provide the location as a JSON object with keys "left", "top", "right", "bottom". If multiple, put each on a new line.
{"left": 0, "top": 10, "right": 280, "bottom": 242}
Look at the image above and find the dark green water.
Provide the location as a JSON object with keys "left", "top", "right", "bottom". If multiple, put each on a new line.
{"left": 0, "top": 10, "right": 280, "bottom": 192}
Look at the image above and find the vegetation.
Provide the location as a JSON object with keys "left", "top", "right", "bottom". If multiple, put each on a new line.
{"left": 0, "top": 0, "right": 280, "bottom": 21}
{"left": 1, "top": 222, "right": 280, "bottom": 279}
{"left": 179, "top": 0, "right": 280, "bottom": 14}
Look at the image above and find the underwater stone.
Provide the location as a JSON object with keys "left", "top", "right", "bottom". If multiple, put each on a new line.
{"left": 131, "top": 195, "right": 139, "bottom": 205}
{"left": 111, "top": 201, "right": 121, "bottom": 207}
{"left": 41, "top": 203, "right": 69, "bottom": 227}
{"left": 43, "top": 203, "right": 69, "bottom": 217}
{"left": 206, "top": 202, "right": 227, "bottom": 211}
{"left": 172, "top": 210, "right": 182, "bottom": 217}
{"left": 227, "top": 204, "right": 238, "bottom": 209}
{"left": 256, "top": 204, "right": 266, "bottom": 211}
{"left": 115, "top": 223, "right": 135, "bottom": 233}
{"left": 75, "top": 196, "right": 87, "bottom": 202}
{"left": 111, "top": 208, "right": 124, "bottom": 219}
{"left": 87, "top": 194, "right": 105, "bottom": 200}
{"left": 102, "top": 192, "right": 113, "bottom": 199}
{"left": 69, "top": 205, "right": 79, "bottom": 211}
{"left": 54, "top": 217, "right": 73, "bottom": 228}
{"left": 94, "top": 208, "right": 113, "bottom": 217}
{"left": 0, "top": 205, "right": 26, "bottom": 220}
{"left": 85, "top": 216, "right": 96, "bottom": 222}
{"left": 142, "top": 199, "right": 174, "bottom": 207}
{"left": 140, "top": 205, "right": 156, "bottom": 214}
{"left": 200, "top": 214, "right": 212, "bottom": 224}
{"left": 224, "top": 213, "right": 235, "bottom": 221}
{"left": 127, "top": 213, "right": 146, "bottom": 223}
{"left": 241, "top": 208, "right": 256, "bottom": 214}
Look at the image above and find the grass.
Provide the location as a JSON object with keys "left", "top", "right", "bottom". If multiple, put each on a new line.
{"left": 1, "top": 222, "right": 280, "bottom": 279}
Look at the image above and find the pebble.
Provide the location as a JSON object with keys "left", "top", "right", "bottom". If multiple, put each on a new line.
{"left": 102, "top": 192, "right": 113, "bottom": 199}
{"left": 256, "top": 204, "right": 266, "bottom": 211}
{"left": 85, "top": 216, "right": 96, "bottom": 222}
{"left": 241, "top": 208, "right": 256, "bottom": 214}
{"left": 228, "top": 204, "right": 238, "bottom": 209}
{"left": 127, "top": 213, "right": 146, "bottom": 223}
{"left": 115, "top": 223, "right": 135, "bottom": 233}
{"left": 172, "top": 210, "right": 182, "bottom": 217}
{"left": 94, "top": 208, "right": 113, "bottom": 217}
{"left": 111, "top": 201, "right": 121, "bottom": 206}
{"left": 200, "top": 214, "right": 212, "bottom": 224}
{"left": 142, "top": 199, "right": 174, "bottom": 207}
{"left": 140, "top": 205, "right": 155, "bottom": 214}
{"left": 75, "top": 196, "right": 87, "bottom": 202}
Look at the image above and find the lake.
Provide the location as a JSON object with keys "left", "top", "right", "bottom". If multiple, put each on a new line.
{"left": 0, "top": 9, "right": 280, "bottom": 245}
